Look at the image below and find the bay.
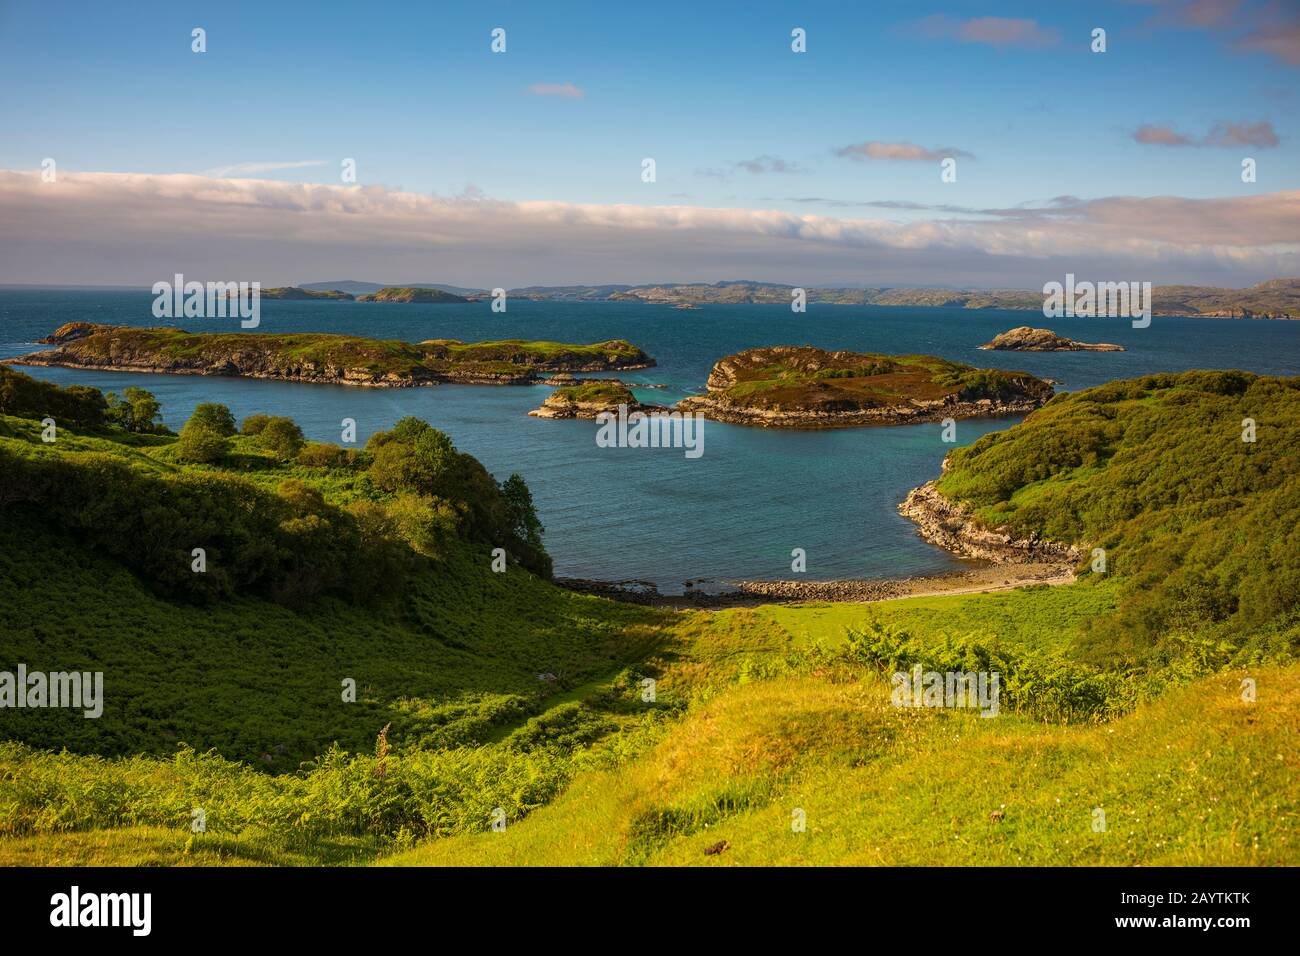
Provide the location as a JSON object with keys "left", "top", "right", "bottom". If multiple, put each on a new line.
{"left": 3, "top": 289, "right": 1297, "bottom": 592}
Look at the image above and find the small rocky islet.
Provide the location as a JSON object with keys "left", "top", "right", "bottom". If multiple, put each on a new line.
{"left": 529, "top": 381, "right": 666, "bottom": 419}
{"left": 672, "top": 345, "right": 1054, "bottom": 427}
{"left": 979, "top": 326, "right": 1125, "bottom": 352}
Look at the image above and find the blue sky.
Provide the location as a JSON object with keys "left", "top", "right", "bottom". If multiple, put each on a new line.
{"left": 1, "top": 0, "right": 1297, "bottom": 286}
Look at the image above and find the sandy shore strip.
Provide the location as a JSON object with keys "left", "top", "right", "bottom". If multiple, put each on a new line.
{"left": 557, "top": 561, "right": 1075, "bottom": 610}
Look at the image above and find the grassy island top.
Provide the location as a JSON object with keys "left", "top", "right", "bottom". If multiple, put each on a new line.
{"left": 14, "top": 323, "right": 653, "bottom": 385}
{"left": 356, "top": 286, "right": 471, "bottom": 303}
{"left": 548, "top": 382, "right": 637, "bottom": 405}
{"left": 255, "top": 287, "right": 354, "bottom": 301}
{"left": 700, "top": 345, "right": 1052, "bottom": 410}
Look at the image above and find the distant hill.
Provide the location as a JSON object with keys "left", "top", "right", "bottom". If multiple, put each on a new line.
{"left": 298, "top": 278, "right": 1300, "bottom": 318}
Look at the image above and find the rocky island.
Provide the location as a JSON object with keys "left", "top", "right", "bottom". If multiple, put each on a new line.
{"left": 980, "top": 326, "right": 1125, "bottom": 352}
{"left": 9, "top": 323, "right": 654, "bottom": 388}
{"left": 244, "top": 287, "right": 355, "bottom": 301}
{"left": 674, "top": 345, "right": 1053, "bottom": 427}
{"left": 529, "top": 381, "right": 666, "bottom": 419}
{"left": 356, "top": 286, "right": 471, "bottom": 304}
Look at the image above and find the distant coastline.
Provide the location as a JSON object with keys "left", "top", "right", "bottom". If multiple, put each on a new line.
{"left": 4, "top": 278, "right": 1298, "bottom": 319}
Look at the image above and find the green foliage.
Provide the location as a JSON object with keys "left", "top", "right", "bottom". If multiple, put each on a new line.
{"left": 297, "top": 442, "right": 356, "bottom": 469}
{"left": 0, "top": 366, "right": 106, "bottom": 428}
{"left": 174, "top": 420, "right": 230, "bottom": 464}
{"left": 187, "top": 402, "right": 237, "bottom": 437}
{"left": 935, "top": 371, "right": 1300, "bottom": 661}
{"left": 365, "top": 418, "right": 551, "bottom": 577}
{"left": 501, "top": 473, "right": 545, "bottom": 555}
{"left": 241, "top": 413, "right": 271, "bottom": 436}
{"left": 105, "top": 386, "right": 165, "bottom": 433}
{"left": 841, "top": 620, "right": 1139, "bottom": 722}
{"left": 259, "top": 416, "right": 305, "bottom": 460}
{"left": 0, "top": 437, "right": 402, "bottom": 605}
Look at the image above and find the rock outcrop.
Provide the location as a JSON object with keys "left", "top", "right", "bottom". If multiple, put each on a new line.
{"left": 980, "top": 326, "right": 1125, "bottom": 352}
{"left": 899, "top": 480, "right": 1082, "bottom": 564}
{"left": 529, "top": 382, "right": 666, "bottom": 419}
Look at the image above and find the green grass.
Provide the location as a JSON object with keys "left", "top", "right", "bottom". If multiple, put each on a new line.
{"left": 0, "top": 370, "right": 1296, "bottom": 867}
{"left": 705, "top": 346, "right": 1050, "bottom": 411}
{"left": 383, "top": 666, "right": 1299, "bottom": 866}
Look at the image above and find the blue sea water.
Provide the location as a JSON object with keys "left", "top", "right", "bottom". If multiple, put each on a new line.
{"left": 3, "top": 289, "right": 1298, "bottom": 591}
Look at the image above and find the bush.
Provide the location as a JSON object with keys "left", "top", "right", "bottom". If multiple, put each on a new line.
{"left": 387, "top": 494, "right": 463, "bottom": 557}
{"left": 187, "top": 403, "right": 237, "bottom": 437}
{"left": 260, "top": 417, "right": 305, "bottom": 460}
{"left": 0, "top": 441, "right": 402, "bottom": 605}
{"left": 240, "top": 413, "right": 271, "bottom": 436}
{"left": 297, "top": 442, "right": 354, "bottom": 469}
{"left": 0, "top": 366, "right": 107, "bottom": 428}
{"left": 175, "top": 421, "right": 230, "bottom": 464}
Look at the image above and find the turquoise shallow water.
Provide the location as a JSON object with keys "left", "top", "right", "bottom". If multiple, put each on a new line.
{"left": 3, "top": 289, "right": 1298, "bottom": 592}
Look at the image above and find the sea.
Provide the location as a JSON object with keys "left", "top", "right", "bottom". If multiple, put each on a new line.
{"left": 3, "top": 288, "right": 1298, "bottom": 592}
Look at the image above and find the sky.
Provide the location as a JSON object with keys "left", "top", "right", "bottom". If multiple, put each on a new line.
{"left": 1, "top": 0, "right": 1298, "bottom": 288}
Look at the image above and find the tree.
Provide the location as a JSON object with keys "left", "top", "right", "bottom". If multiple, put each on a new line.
{"left": 106, "top": 386, "right": 164, "bottom": 433}
{"left": 175, "top": 420, "right": 230, "bottom": 463}
{"left": 501, "top": 473, "right": 544, "bottom": 552}
{"left": 187, "top": 403, "right": 236, "bottom": 437}
{"left": 260, "top": 416, "right": 305, "bottom": 460}
{"left": 241, "top": 413, "right": 271, "bottom": 436}
{"left": 366, "top": 418, "right": 457, "bottom": 495}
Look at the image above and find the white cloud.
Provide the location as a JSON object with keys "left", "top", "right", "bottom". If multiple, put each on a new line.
{"left": 527, "top": 83, "right": 584, "bottom": 99}
{"left": 201, "top": 160, "right": 328, "bottom": 178}
{"left": 835, "top": 141, "right": 974, "bottom": 162}
{"left": 1, "top": 170, "right": 1296, "bottom": 288}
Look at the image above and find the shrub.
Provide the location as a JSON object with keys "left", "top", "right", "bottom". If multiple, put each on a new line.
{"left": 175, "top": 421, "right": 230, "bottom": 464}
{"left": 297, "top": 442, "right": 353, "bottom": 469}
{"left": 260, "top": 417, "right": 305, "bottom": 460}
{"left": 187, "top": 403, "right": 237, "bottom": 437}
{"left": 0, "top": 366, "right": 107, "bottom": 428}
{"left": 240, "top": 413, "right": 272, "bottom": 436}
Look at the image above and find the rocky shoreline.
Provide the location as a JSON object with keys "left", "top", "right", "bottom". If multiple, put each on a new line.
{"left": 557, "top": 560, "right": 1074, "bottom": 610}
{"left": 675, "top": 392, "right": 1047, "bottom": 427}
{"left": 898, "top": 480, "right": 1083, "bottom": 564}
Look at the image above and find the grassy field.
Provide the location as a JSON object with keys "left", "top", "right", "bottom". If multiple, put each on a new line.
{"left": 0, "top": 369, "right": 1296, "bottom": 866}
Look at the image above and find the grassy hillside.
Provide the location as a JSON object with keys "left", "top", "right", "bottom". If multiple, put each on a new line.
{"left": 0, "top": 368, "right": 1295, "bottom": 866}
{"left": 933, "top": 370, "right": 1300, "bottom": 663}
{"left": 385, "top": 665, "right": 1299, "bottom": 866}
